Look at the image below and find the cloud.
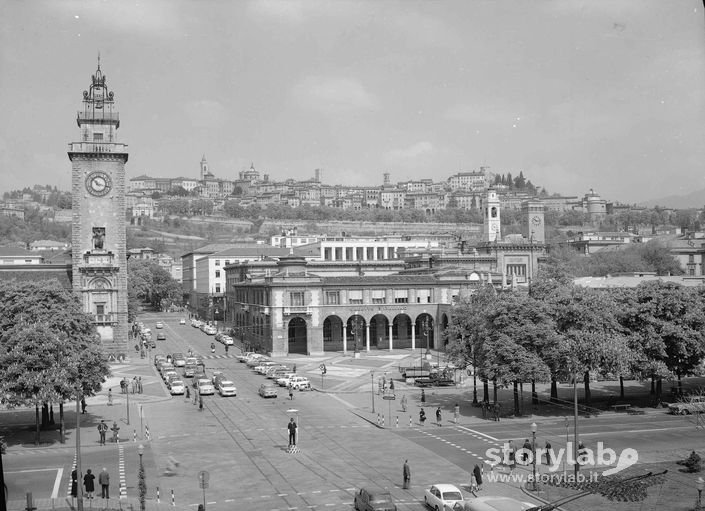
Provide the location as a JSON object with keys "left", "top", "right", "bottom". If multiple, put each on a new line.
{"left": 183, "top": 99, "right": 228, "bottom": 129}
{"left": 384, "top": 141, "right": 434, "bottom": 166}
{"left": 292, "top": 76, "right": 378, "bottom": 114}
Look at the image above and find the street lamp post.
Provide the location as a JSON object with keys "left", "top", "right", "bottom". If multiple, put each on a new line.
{"left": 697, "top": 476, "right": 704, "bottom": 511}
{"left": 422, "top": 318, "right": 430, "bottom": 360}
{"left": 530, "top": 422, "right": 538, "bottom": 491}
{"left": 472, "top": 350, "right": 478, "bottom": 406}
{"left": 137, "top": 444, "right": 146, "bottom": 511}
{"left": 371, "top": 371, "right": 375, "bottom": 414}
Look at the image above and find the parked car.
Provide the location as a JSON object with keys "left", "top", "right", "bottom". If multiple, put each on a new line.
{"left": 669, "top": 395, "right": 705, "bottom": 415}
{"left": 183, "top": 363, "right": 197, "bottom": 378}
{"left": 191, "top": 319, "right": 202, "bottom": 328}
{"left": 211, "top": 371, "right": 224, "bottom": 384}
{"left": 218, "top": 381, "right": 237, "bottom": 397}
{"left": 354, "top": 487, "right": 397, "bottom": 511}
{"left": 196, "top": 378, "right": 215, "bottom": 395}
{"left": 269, "top": 367, "right": 292, "bottom": 380}
{"left": 452, "top": 496, "right": 536, "bottom": 511}
{"left": 237, "top": 352, "right": 257, "bottom": 362}
{"left": 144, "top": 338, "right": 156, "bottom": 349}
{"left": 169, "top": 380, "right": 186, "bottom": 395}
{"left": 157, "top": 332, "right": 167, "bottom": 341}
{"left": 179, "top": 318, "right": 186, "bottom": 325}
{"left": 155, "top": 321, "right": 164, "bottom": 329}
{"left": 264, "top": 365, "right": 287, "bottom": 377}
{"left": 158, "top": 362, "right": 175, "bottom": 375}
{"left": 289, "top": 376, "right": 311, "bottom": 391}
{"left": 204, "top": 326, "right": 217, "bottom": 335}
{"left": 154, "top": 354, "right": 167, "bottom": 367}
{"left": 162, "top": 370, "right": 178, "bottom": 383}
{"left": 424, "top": 484, "right": 464, "bottom": 511}
{"left": 277, "top": 373, "right": 300, "bottom": 387}
{"left": 247, "top": 356, "right": 270, "bottom": 368}
{"left": 259, "top": 383, "right": 278, "bottom": 398}
{"left": 172, "top": 353, "right": 186, "bottom": 367}
{"left": 220, "top": 335, "right": 234, "bottom": 345}
{"left": 254, "top": 361, "right": 279, "bottom": 374}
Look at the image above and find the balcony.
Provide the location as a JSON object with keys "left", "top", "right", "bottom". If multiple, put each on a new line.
{"left": 68, "top": 142, "right": 128, "bottom": 154}
{"left": 283, "top": 306, "right": 312, "bottom": 316}
{"left": 94, "top": 313, "right": 116, "bottom": 324}
{"left": 77, "top": 111, "right": 120, "bottom": 127}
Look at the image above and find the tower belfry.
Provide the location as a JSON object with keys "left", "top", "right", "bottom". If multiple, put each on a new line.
{"left": 68, "top": 60, "right": 129, "bottom": 353}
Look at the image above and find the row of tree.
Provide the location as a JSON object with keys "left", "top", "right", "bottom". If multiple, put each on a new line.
{"left": 0, "top": 280, "right": 110, "bottom": 444}
{"left": 445, "top": 269, "right": 705, "bottom": 415}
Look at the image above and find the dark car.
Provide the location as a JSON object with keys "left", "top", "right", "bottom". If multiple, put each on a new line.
{"left": 354, "top": 487, "right": 396, "bottom": 511}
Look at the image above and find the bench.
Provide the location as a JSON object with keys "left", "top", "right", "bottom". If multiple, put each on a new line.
{"left": 611, "top": 403, "right": 631, "bottom": 412}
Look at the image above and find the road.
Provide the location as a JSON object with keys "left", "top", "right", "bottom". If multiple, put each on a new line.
{"left": 4, "top": 311, "right": 700, "bottom": 510}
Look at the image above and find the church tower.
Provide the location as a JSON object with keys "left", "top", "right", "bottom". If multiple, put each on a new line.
{"left": 68, "top": 60, "right": 129, "bottom": 354}
{"left": 200, "top": 154, "right": 208, "bottom": 180}
{"left": 483, "top": 188, "right": 501, "bottom": 242}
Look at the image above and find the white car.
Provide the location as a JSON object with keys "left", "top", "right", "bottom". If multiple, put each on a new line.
{"left": 424, "top": 484, "right": 464, "bottom": 511}
{"left": 453, "top": 496, "right": 537, "bottom": 511}
{"left": 191, "top": 319, "right": 202, "bottom": 328}
{"left": 276, "top": 373, "right": 297, "bottom": 387}
{"left": 289, "top": 376, "right": 311, "bottom": 390}
{"left": 179, "top": 318, "right": 186, "bottom": 325}
{"left": 204, "top": 326, "right": 217, "bottom": 335}
{"left": 220, "top": 335, "right": 234, "bottom": 345}
{"left": 169, "top": 380, "right": 185, "bottom": 395}
{"left": 196, "top": 378, "right": 215, "bottom": 395}
{"left": 218, "top": 381, "right": 237, "bottom": 397}
{"left": 155, "top": 321, "right": 164, "bottom": 329}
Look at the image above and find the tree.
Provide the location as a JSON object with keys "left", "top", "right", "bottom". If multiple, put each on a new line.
{"left": 128, "top": 259, "right": 182, "bottom": 311}
{"left": 0, "top": 280, "right": 110, "bottom": 444}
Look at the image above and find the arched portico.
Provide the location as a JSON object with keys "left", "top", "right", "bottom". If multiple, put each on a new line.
{"left": 323, "top": 315, "right": 344, "bottom": 352}
{"left": 346, "top": 314, "right": 367, "bottom": 353}
{"left": 370, "top": 314, "right": 389, "bottom": 349}
{"left": 392, "top": 314, "right": 413, "bottom": 349}
{"left": 415, "top": 314, "right": 435, "bottom": 350}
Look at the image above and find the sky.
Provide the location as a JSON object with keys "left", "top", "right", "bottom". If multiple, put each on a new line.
{"left": 1, "top": 1, "right": 704, "bottom": 204}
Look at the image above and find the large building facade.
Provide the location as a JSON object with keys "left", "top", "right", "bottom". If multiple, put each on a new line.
{"left": 68, "top": 62, "right": 129, "bottom": 353}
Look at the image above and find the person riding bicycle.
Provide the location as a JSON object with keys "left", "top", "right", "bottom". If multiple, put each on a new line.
{"left": 210, "top": 342, "right": 215, "bottom": 353}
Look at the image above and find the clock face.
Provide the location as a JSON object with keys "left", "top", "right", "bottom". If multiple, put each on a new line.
{"left": 531, "top": 215, "right": 542, "bottom": 226}
{"left": 86, "top": 171, "right": 112, "bottom": 197}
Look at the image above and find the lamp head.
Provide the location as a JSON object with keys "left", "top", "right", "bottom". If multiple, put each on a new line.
{"left": 137, "top": 444, "right": 144, "bottom": 456}
{"left": 531, "top": 422, "right": 537, "bottom": 433}
{"left": 697, "top": 476, "right": 705, "bottom": 491}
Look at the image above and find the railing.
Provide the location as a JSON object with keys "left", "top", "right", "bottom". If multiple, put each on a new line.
{"left": 68, "top": 142, "right": 128, "bottom": 153}
{"left": 95, "top": 314, "right": 115, "bottom": 324}
{"left": 283, "top": 306, "right": 311, "bottom": 315}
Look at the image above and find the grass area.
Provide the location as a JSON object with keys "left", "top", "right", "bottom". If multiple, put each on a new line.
{"left": 534, "top": 459, "right": 702, "bottom": 510}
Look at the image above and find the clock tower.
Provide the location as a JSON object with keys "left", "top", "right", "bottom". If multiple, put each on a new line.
{"left": 68, "top": 61, "right": 129, "bottom": 354}
{"left": 483, "top": 188, "right": 501, "bottom": 242}
{"left": 522, "top": 200, "right": 545, "bottom": 243}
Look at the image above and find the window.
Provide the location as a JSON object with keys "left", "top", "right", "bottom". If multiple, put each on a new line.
{"left": 348, "top": 290, "right": 363, "bottom": 304}
{"left": 215, "top": 260, "right": 221, "bottom": 266}
{"left": 507, "top": 264, "right": 526, "bottom": 276}
{"left": 215, "top": 270, "right": 220, "bottom": 278}
{"left": 324, "top": 247, "right": 332, "bottom": 260}
{"left": 690, "top": 268, "right": 696, "bottom": 276}
{"left": 325, "top": 291, "right": 340, "bottom": 305}
{"left": 372, "top": 290, "right": 385, "bottom": 304}
{"left": 689, "top": 255, "right": 695, "bottom": 263}
{"left": 215, "top": 284, "right": 221, "bottom": 293}
{"left": 96, "top": 304, "right": 105, "bottom": 315}
{"left": 290, "top": 291, "right": 305, "bottom": 307}
{"left": 394, "top": 289, "right": 408, "bottom": 304}
{"left": 417, "top": 289, "right": 431, "bottom": 303}
{"left": 93, "top": 132, "right": 103, "bottom": 141}
{"left": 225, "top": 260, "right": 230, "bottom": 265}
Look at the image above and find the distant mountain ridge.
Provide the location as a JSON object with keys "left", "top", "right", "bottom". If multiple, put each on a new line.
{"left": 639, "top": 188, "right": 705, "bottom": 209}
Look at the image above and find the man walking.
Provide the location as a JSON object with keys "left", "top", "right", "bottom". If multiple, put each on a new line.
{"left": 436, "top": 406, "right": 442, "bottom": 427}
{"left": 99, "top": 468, "right": 110, "bottom": 501}
{"left": 287, "top": 417, "right": 297, "bottom": 447}
{"left": 97, "top": 420, "right": 108, "bottom": 445}
{"left": 403, "top": 460, "right": 411, "bottom": 489}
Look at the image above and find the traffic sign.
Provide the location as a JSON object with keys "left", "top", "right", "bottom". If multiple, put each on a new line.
{"left": 383, "top": 395, "right": 396, "bottom": 400}
{"left": 198, "top": 470, "right": 210, "bottom": 489}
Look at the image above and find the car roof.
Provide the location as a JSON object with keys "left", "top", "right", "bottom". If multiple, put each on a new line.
{"left": 220, "top": 381, "right": 236, "bottom": 386}
{"left": 433, "top": 484, "right": 462, "bottom": 492}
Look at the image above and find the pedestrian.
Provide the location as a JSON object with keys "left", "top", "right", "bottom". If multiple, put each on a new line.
{"left": 71, "top": 468, "right": 78, "bottom": 500}
{"left": 481, "top": 400, "right": 487, "bottom": 419}
{"left": 84, "top": 468, "right": 95, "bottom": 501}
{"left": 131, "top": 377, "right": 137, "bottom": 394}
{"left": 522, "top": 439, "right": 532, "bottom": 464}
{"left": 472, "top": 464, "right": 483, "bottom": 491}
{"left": 225, "top": 345, "right": 229, "bottom": 355}
{"left": 288, "top": 383, "right": 294, "bottom": 400}
{"left": 111, "top": 421, "right": 120, "bottom": 443}
{"left": 421, "top": 389, "right": 426, "bottom": 403}
{"left": 493, "top": 402, "right": 501, "bottom": 422}
{"left": 577, "top": 441, "right": 587, "bottom": 471}
{"left": 120, "top": 378, "right": 126, "bottom": 394}
{"left": 185, "top": 386, "right": 190, "bottom": 399}
{"left": 545, "top": 441, "right": 553, "bottom": 466}
{"left": 293, "top": 364, "right": 297, "bottom": 373}
{"left": 508, "top": 440, "right": 516, "bottom": 474}
{"left": 403, "top": 460, "right": 411, "bottom": 489}
{"left": 419, "top": 408, "right": 426, "bottom": 426}
{"left": 436, "top": 406, "right": 442, "bottom": 427}
{"left": 389, "top": 380, "right": 395, "bottom": 392}
{"left": 81, "top": 397, "right": 87, "bottom": 414}
{"left": 137, "top": 376, "right": 143, "bottom": 394}
{"left": 288, "top": 417, "right": 297, "bottom": 447}
{"left": 199, "top": 395, "right": 203, "bottom": 411}
{"left": 401, "top": 394, "right": 407, "bottom": 412}
{"left": 454, "top": 403, "right": 460, "bottom": 424}
{"left": 99, "top": 468, "right": 110, "bottom": 500}
{"left": 107, "top": 388, "right": 113, "bottom": 406}
{"left": 97, "top": 420, "right": 108, "bottom": 445}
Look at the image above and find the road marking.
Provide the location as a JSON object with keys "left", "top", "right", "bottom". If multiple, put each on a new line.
{"left": 6, "top": 468, "right": 58, "bottom": 473}
{"left": 51, "top": 468, "right": 64, "bottom": 499}
{"left": 578, "top": 425, "right": 693, "bottom": 436}
{"left": 455, "top": 425, "right": 500, "bottom": 441}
